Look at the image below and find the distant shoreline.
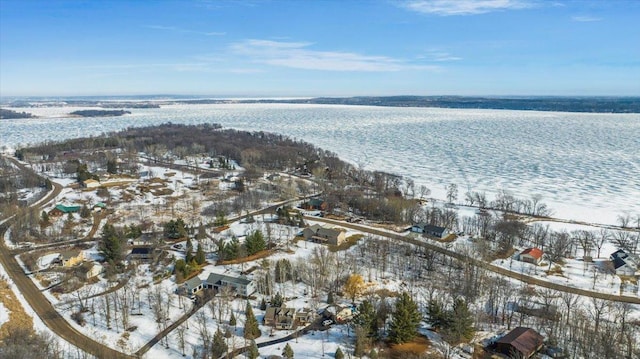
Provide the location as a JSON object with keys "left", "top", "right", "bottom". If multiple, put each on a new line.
{"left": 3, "top": 96, "right": 639, "bottom": 113}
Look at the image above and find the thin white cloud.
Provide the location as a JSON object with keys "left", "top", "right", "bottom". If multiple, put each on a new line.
{"left": 144, "top": 25, "right": 225, "bottom": 36}
{"left": 428, "top": 51, "right": 462, "bottom": 62}
{"left": 230, "top": 39, "right": 438, "bottom": 72}
{"left": 571, "top": 15, "right": 602, "bottom": 22}
{"left": 402, "top": 0, "right": 533, "bottom": 16}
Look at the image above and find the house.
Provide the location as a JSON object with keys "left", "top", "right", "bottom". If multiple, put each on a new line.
{"left": 301, "top": 198, "right": 327, "bottom": 211}
{"left": 129, "top": 246, "right": 154, "bottom": 261}
{"left": 295, "top": 308, "right": 315, "bottom": 325}
{"left": 59, "top": 250, "right": 84, "bottom": 267}
{"left": 93, "top": 202, "right": 107, "bottom": 211}
{"left": 264, "top": 306, "right": 296, "bottom": 330}
{"left": 204, "top": 273, "right": 256, "bottom": 297}
{"left": 411, "top": 223, "right": 450, "bottom": 239}
{"left": 183, "top": 276, "right": 204, "bottom": 297}
{"left": 519, "top": 248, "right": 544, "bottom": 264}
{"left": 49, "top": 204, "right": 81, "bottom": 217}
{"left": 82, "top": 179, "right": 100, "bottom": 189}
{"left": 610, "top": 249, "right": 639, "bottom": 276}
{"left": 495, "top": 327, "right": 544, "bottom": 358}
{"left": 76, "top": 262, "right": 103, "bottom": 279}
{"left": 303, "top": 224, "right": 346, "bottom": 246}
{"left": 336, "top": 306, "right": 355, "bottom": 322}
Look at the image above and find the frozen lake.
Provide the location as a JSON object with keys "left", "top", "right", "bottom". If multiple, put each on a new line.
{"left": 2, "top": 103, "right": 639, "bottom": 225}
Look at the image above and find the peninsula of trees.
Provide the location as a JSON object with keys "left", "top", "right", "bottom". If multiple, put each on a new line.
{"left": 69, "top": 109, "right": 131, "bottom": 117}
{"left": 0, "top": 108, "right": 35, "bottom": 119}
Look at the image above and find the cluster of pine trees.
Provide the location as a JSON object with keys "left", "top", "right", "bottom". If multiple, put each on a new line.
{"left": 218, "top": 230, "right": 266, "bottom": 261}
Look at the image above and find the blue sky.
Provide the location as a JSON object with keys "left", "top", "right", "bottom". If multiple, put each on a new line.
{"left": 1, "top": 0, "right": 639, "bottom": 97}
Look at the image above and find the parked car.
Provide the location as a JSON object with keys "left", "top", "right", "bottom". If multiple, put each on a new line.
{"left": 172, "top": 243, "right": 183, "bottom": 249}
{"left": 322, "top": 319, "right": 333, "bottom": 327}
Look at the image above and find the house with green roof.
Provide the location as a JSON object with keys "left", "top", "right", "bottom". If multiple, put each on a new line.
{"left": 49, "top": 204, "right": 81, "bottom": 216}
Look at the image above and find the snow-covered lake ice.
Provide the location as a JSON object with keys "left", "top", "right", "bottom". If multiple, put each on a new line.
{"left": 2, "top": 103, "right": 639, "bottom": 225}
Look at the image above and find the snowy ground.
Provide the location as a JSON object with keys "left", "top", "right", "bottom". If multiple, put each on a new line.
{"left": 0, "top": 260, "right": 88, "bottom": 357}
{"left": 0, "top": 302, "right": 9, "bottom": 328}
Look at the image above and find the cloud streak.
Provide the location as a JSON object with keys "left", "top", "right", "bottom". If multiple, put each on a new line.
{"left": 571, "top": 15, "right": 602, "bottom": 22}
{"left": 230, "top": 39, "right": 437, "bottom": 72}
{"left": 402, "top": 0, "right": 533, "bottom": 16}
{"left": 145, "top": 25, "right": 225, "bottom": 36}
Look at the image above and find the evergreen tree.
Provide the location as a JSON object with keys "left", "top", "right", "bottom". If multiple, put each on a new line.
{"left": 211, "top": 328, "right": 228, "bottom": 358}
{"left": 335, "top": 347, "right": 344, "bottom": 359}
{"left": 229, "top": 311, "right": 237, "bottom": 326}
{"left": 246, "top": 340, "right": 259, "bottom": 359}
{"left": 79, "top": 205, "right": 91, "bottom": 219}
{"left": 195, "top": 241, "right": 206, "bottom": 265}
{"left": 221, "top": 237, "right": 240, "bottom": 260}
{"left": 282, "top": 343, "right": 294, "bottom": 359}
{"left": 185, "top": 237, "right": 194, "bottom": 263}
{"left": 214, "top": 211, "right": 228, "bottom": 226}
{"left": 271, "top": 292, "right": 284, "bottom": 308}
{"left": 353, "top": 326, "right": 367, "bottom": 357}
{"left": 426, "top": 299, "right": 447, "bottom": 330}
{"left": 243, "top": 302, "right": 261, "bottom": 339}
{"left": 245, "top": 230, "right": 266, "bottom": 255}
{"left": 260, "top": 298, "right": 267, "bottom": 310}
{"left": 99, "top": 224, "right": 124, "bottom": 264}
{"left": 388, "top": 292, "right": 421, "bottom": 344}
{"left": 369, "top": 348, "right": 379, "bottom": 359}
{"left": 40, "top": 210, "right": 50, "bottom": 226}
{"left": 327, "top": 291, "right": 334, "bottom": 304}
{"left": 106, "top": 158, "right": 118, "bottom": 174}
{"left": 441, "top": 298, "right": 475, "bottom": 345}
{"left": 125, "top": 224, "right": 142, "bottom": 239}
{"left": 196, "top": 223, "right": 206, "bottom": 240}
{"left": 355, "top": 300, "right": 378, "bottom": 338}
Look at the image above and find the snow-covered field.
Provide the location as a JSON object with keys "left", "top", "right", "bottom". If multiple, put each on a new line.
{"left": 3, "top": 104, "right": 639, "bottom": 226}
{"left": 0, "top": 302, "right": 8, "bottom": 328}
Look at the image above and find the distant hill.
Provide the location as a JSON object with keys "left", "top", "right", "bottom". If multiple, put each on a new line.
{"left": 0, "top": 108, "right": 36, "bottom": 119}
{"left": 69, "top": 109, "right": 131, "bottom": 117}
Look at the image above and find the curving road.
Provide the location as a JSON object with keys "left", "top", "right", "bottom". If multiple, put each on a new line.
{"left": 305, "top": 216, "right": 640, "bottom": 304}
{"left": 0, "top": 155, "right": 133, "bottom": 358}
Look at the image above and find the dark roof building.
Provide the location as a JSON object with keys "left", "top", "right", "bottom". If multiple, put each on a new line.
{"left": 610, "top": 249, "right": 639, "bottom": 276}
{"left": 496, "top": 327, "right": 544, "bottom": 358}
{"left": 129, "top": 246, "right": 154, "bottom": 261}
{"left": 410, "top": 223, "right": 450, "bottom": 239}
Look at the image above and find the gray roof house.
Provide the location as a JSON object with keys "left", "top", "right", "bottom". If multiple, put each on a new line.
{"left": 411, "top": 223, "right": 450, "bottom": 239}
{"left": 183, "top": 276, "right": 204, "bottom": 297}
{"left": 204, "top": 273, "right": 256, "bottom": 297}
